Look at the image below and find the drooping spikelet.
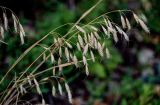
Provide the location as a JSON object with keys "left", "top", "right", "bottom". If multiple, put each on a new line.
{"left": 58, "top": 58, "right": 62, "bottom": 72}
{"left": 133, "top": 13, "right": 139, "bottom": 23}
{"left": 93, "top": 32, "right": 100, "bottom": 39}
{"left": 94, "top": 38, "right": 98, "bottom": 49}
{"left": 12, "top": 13, "right": 18, "bottom": 33}
{"left": 33, "top": 78, "right": 42, "bottom": 95}
{"left": 53, "top": 67, "right": 56, "bottom": 76}
{"left": 76, "top": 42, "right": 81, "bottom": 51}
{"left": 42, "top": 99, "right": 46, "bottom": 105}
{"left": 83, "top": 44, "right": 89, "bottom": 55}
{"left": 73, "top": 55, "right": 78, "bottom": 67}
{"left": 27, "top": 76, "right": 32, "bottom": 86}
{"left": 58, "top": 82, "right": 63, "bottom": 95}
{"left": 51, "top": 53, "right": 55, "bottom": 63}
{"left": 19, "top": 23, "right": 25, "bottom": 36}
{"left": 75, "top": 25, "right": 85, "bottom": 33}
{"left": 65, "top": 82, "right": 72, "bottom": 103}
{"left": 107, "top": 19, "right": 113, "bottom": 28}
{"left": 66, "top": 41, "right": 73, "bottom": 49}
{"left": 3, "top": 13, "right": 8, "bottom": 31}
{"left": 115, "top": 26, "right": 123, "bottom": 34}
{"left": 90, "top": 50, "right": 95, "bottom": 62}
{"left": 116, "top": 26, "right": 129, "bottom": 41}
{"left": 85, "top": 65, "right": 89, "bottom": 76}
{"left": 101, "top": 25, "right": 109, "bottom": 37}
{"left": 126, "top": 18, "right": 131, "bottom": 30}
{"left": 104, "top": 18, "right": 109, "bottom": 27}
{"left": 19, "top": 23, "right": 25, "bottom": 44}
{"left": 59, "top": 47, "right": 62, "bottom": 57}
{"left": 106, "top": 48, "right": 111, "bottom": 58}
{"left": 78, "top": 34, "right": 84, "bottom": 47}
{"left": 112, "top": 29, "right": 118, "bottom": 43}
{"left": 83, "top": 55, "right": 87, "bottom": 65}
{"left": 19, "top": 84, "right": 27, "bottom": 94}
{"left": 65, "top": 47, "right": 70, "bottom": 62}
{"left": 83, "top": 33, "right": 88, "bottom": 44}
{"left": 52, "top": 85, "right": 56, "bottom": 96}
{"left": 138, "top": 18, "right": 150, "bottom": 33}
{"left": 122, "top": 31, "right": 129, "bottom": 41}
{"left": 20, "top": 84, "right": 24, "bottom": 94}
{"left": 120, "top": 15, "right": 126, "bottom": 28}
{"left": 97, "top": 42, "right": 104, "bottom": 57}
{"left": 20, "top": 31, "right": 25, "bottom": 45}
{"left": 0, "top": 26, "right": 4, "bottom": 39}
{"left": 90, "top": 33, "right": 95, "bottom": 46}
{"left": 43, "top": 53, "right": 46, "bottom": 61}
{"left": 90, "top": 25, "right": 98, "bottom": 31}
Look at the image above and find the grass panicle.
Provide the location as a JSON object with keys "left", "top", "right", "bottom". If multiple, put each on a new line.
{"left": 0, "top": 1, "right": 150, "bottom": 104}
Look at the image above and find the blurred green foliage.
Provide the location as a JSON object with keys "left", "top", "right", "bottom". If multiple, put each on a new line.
{"left": 0, "top": 0, "right": 160, "bottom": 104}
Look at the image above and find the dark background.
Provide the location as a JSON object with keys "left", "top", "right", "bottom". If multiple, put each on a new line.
{"left": 0, "top": 0, "right": 160, "bottom": 105}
